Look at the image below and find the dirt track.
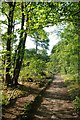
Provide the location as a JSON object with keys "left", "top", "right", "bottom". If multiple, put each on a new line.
{"left": 33, "top": 75, "right": 80, "bottom": 120}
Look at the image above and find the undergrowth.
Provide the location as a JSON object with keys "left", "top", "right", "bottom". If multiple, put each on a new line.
{"left": 62, "top": 74, "right": 80, "bottom": 113}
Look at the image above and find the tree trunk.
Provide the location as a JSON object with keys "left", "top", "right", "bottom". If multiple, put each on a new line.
{"left": 13, "top": 32, "right": 27, "bottom": 85}
{"left": 6, "top": 2, "right": 16, "bottom": 86}
{"left": 36, "top": 40, "right": 38, "bottom": 55}
{"left": 12, "top": 3, "right": 28, "bottom": 86}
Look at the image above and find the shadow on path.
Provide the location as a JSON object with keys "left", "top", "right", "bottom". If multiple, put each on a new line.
{"left": 2, "top": 83, "right": 41, "bottom": 120}
{"left": 33, "top": 75, "right": 80, "bottom": 120}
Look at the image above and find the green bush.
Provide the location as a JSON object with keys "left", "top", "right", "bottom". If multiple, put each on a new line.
{"left": 19, "top": 57, "right": 46, "bottom": 83}
{"left": 2, "top": 94, "right": 9, "bottom": 105}
{"left": 73, "top": 96, "right": 80, "bottom": 113}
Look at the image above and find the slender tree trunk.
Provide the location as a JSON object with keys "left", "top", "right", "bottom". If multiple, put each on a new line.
{"left": 36, "top": 40, "right": 38, "bottom": 55}
{"left": 13, "top": 32, "right": 27, "bottom": 85}
{"left": 2, "top": 46, "right": 5, "bottom": 82}
{"left": 6, "top": 2, "right": 16, "bottom": 86}
{"left": 64, "top": 67, "right": 67, "bottom": 74}
{"left": 12, "top": 2, "right": 28, "bottom": 86}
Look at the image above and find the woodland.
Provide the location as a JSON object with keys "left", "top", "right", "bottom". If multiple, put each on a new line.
{"left": 0, "top": 1, "right": 80, "bottom": 119}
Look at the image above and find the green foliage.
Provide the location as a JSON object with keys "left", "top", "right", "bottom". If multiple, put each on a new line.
{"left": 73, "top": 96, "right": 80, "bottom": 113}
{"left": 0, "top": 2, "right": 80, "bottom": 113}
{"left": 0, "top": 91, "right": 2, "bottom": 105}
{"left": 50, "top": 23, "right": 78, "bottom": 75}
{"left": 0, "top": 2, "right": 79, "bottom": 86}
{"left": 1, "top": 2, "right": 60, "bottom": 86}
{"left": 2, "top": 94, "right": 9, "bottom": 105}
{"left": 19, "top": 48, "right": 48, "bottom": 82}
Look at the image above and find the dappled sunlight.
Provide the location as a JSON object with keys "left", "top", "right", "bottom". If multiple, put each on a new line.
{"left": 1, "top": 2, "right": 80, "bottom": 120}
{"left": 33, "top": 75, "right": 79, "bottom": 120}
{"left": 2, "top": 82, "right": 41, "bottom": 120}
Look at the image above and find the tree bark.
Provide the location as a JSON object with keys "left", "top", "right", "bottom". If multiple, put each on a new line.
{"left": 6, "top": 2, "right": 16, "bottom": 86}
{"left": 36, "top": 40, "right": 38, "bottom": 55}
{"left": 12, "top": 2, "right": 28, "bottom": 86}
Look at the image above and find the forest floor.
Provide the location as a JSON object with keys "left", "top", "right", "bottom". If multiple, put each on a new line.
{"left": 32, "top": 75, "right": 80, "bottom": 120}
{"left": 2, "top": 82, "right": 42, "bottom": 120}
{"left": 2, "top": 75, "right": 80, "bottom": 120}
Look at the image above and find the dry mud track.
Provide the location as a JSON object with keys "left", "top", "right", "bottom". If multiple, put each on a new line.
{"left": 33, "top": 75, "right": 80, "bottom": 120}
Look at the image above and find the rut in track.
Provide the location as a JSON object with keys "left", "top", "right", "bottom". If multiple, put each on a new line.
{"left": 33, "top": 75, "right": 80, "bottom": 120}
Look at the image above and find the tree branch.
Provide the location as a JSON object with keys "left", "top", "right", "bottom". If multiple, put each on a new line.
{"left": 2, "top": 11, "right": 9, "bottom": 20}
{"left": 72, "top": 10, "right": 80, "bottom": 16}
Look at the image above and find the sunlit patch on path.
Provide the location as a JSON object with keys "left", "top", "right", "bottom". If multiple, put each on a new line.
{"left": 33, "top": 75, "right": 80, "bottom": 120}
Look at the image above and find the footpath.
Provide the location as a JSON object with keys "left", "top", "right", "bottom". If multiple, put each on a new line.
{"left": 32, "top": 75, "right": 80, "bottom": 120}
